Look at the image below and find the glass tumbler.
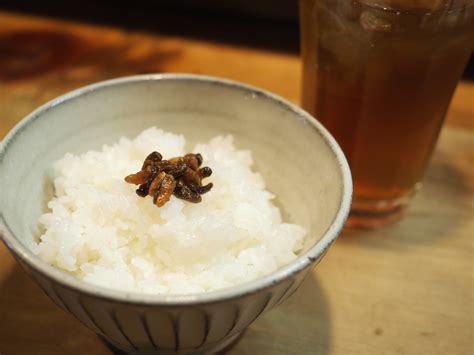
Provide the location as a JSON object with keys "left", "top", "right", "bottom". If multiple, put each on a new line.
{"left": 299, "top": 0, "right": 474, "bottom": 227}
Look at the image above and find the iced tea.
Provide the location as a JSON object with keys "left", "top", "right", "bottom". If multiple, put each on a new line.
{"left": 300, "top": 0, "right": 474, "bottom": 227}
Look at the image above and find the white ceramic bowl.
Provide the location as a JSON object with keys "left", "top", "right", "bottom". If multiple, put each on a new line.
{"left": 0, "top": 74, "right": 351, "bottom": 354}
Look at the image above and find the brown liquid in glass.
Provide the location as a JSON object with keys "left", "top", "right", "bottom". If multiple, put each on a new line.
{"left": 300, "top": 0, "right": 474, "bottom": 220}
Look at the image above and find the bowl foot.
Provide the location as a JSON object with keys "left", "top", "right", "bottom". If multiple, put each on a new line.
{"left": 100, "top": 329, "right": 245, "bottom": 355}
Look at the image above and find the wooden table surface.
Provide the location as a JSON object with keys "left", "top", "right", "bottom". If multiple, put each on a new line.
{"left": 0, "top": 11, "right": 473, "bottom": 355}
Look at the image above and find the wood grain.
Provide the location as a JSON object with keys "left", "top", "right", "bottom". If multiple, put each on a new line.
{"left": 0, "top": 11, "right": 473, "bottom": 355}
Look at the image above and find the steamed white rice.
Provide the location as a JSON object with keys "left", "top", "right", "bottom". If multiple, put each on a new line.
{"left": 36, "top": 127, "right": 306, "bottom": 294}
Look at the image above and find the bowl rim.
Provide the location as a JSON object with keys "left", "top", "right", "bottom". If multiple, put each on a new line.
{"left": 0, "top": 73, "right": 352, "bottom": 306}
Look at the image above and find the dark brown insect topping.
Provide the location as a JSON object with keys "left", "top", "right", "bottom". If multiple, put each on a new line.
{"left": 124, "top": 152, "right": 213, "bottom": 207}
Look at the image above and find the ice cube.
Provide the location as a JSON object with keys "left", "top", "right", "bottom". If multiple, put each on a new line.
{"left": 360, "top": 11, "right": 392, "bottom": 32}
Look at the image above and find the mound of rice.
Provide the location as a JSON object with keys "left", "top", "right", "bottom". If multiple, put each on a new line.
{"left": 36, "top": 127, "right": 306, "bottom": 294}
